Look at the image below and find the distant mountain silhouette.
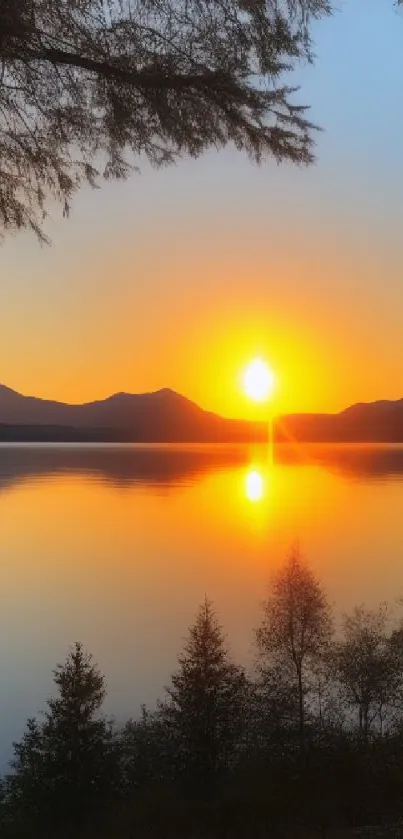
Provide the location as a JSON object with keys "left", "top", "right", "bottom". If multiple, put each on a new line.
{"left": 0, "top": 384, "right": 403, "bottom": 442}
{"left": 0, "top": 385, "right": 261, "bottom": 442}
{"left": 277, "top": 399, "right": 403, "bottom": 443}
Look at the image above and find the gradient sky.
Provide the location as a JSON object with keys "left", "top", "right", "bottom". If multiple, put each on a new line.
{"left": 1, "top": 0, "right": 403, "bottom": 419}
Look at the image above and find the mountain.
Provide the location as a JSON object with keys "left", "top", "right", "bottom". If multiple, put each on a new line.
{"left": 0, "top": 385, "right": 260, "bottom": 443}
{"left": 0, "top": 384, "right": 403, "bottom": 443}
{"left": 277, "top": 399, "right": 403, "bottom": 443}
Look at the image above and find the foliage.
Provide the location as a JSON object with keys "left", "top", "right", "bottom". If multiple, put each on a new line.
{"left": 4, "top": 642, "right": 118, "bottom": 835}
{"left": 160, "top": 597, "right": 248, "bottom": 785}
{"left": 120, "top": 703, "right": 178, "bottom": 793}
{"left": 256, "top": 545, "right": 333, "bottom": 756}
{"left": 0, "top": 0, "right": 331, "bottom": 240}
{"left": 5, "top": 555, "right": 403, "bottom": 837}
{"left": 335, "top": 605, "right": 403, "bottom": 737}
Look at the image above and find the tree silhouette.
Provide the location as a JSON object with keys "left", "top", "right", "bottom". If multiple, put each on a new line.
{"left": 160, "top": 598, "right": 248, "bottom": 787}
{"left": 0, "top": 0, "right": 330, "bottom": 241}
{"left": 121, "top": 705, "right": 172, "bottom": 791}
{"left": 5, "top": 642, "right": 117, "bottom": 835}
{"left": 7, "top": 586, "right": 403, "bottom": 837}
{"left": 256, "top": 546, "right": 332, "bottom": 760}
{"left": 335, "top": 605, "right": 403, "bottom": 738}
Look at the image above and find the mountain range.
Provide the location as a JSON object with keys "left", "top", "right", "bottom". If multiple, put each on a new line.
{"left": 0, "top": 383, "right": 403, "bottom": 443}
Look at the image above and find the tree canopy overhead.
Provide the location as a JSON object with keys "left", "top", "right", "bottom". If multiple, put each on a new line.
{"left": 0, "top": 0, "right": 330, "bottom": 240}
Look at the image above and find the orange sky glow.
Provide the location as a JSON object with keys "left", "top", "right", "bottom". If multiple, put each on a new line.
{"left": 1, "top": 2, "right": 403, "bottom": 419}
{"left": 1, "top": 222, "right": 401, "bottom": 420}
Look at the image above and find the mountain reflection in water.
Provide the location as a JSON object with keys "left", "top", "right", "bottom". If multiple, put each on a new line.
{"left": 1, "top": 443, "right": 403, "bottom": 492}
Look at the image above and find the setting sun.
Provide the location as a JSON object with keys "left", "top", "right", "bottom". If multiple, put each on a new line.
{"left": 243, "top": 358, "right": 275, "bottom": 403}
{"left": 245, "top": 469, "right": 264, "bottom": 502}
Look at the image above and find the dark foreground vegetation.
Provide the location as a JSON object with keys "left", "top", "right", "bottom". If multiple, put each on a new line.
{"left": 3, "top": 548, "right": 403, "bottom": 838}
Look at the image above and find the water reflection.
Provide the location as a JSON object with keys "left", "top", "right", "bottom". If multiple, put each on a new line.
{"left": 1, "top": 442, "right": 403, "bottom": 770}
{"left": 1, "top": 443, "right": 403, "bottom": 493}
{"left": 0, "top": 444, "right": 251, "bottom": 493}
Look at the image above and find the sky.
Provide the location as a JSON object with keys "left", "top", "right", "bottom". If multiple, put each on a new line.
{"left": 1, "top": 0, "right": 403, "bottom": 420}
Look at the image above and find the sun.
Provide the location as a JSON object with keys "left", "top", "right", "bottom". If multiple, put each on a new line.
{"left": 245, "top": 469, "right": 264, "bottom": 502}
{"left": 243, "top": 358, "right": 275, "bottom": 403}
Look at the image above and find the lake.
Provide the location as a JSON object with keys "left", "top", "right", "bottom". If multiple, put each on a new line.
{"left": 1, "top": 442, "right": 403, "bottom": 767}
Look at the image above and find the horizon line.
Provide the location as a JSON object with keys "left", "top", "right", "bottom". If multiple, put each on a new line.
{"left": 1, "top": 381, "right": 403, "bottom": 421}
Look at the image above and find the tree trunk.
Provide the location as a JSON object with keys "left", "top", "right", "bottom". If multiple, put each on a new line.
{"left": 297, "top": 668, "right": 306, "bottom": 762}
{"left": 363, "top": 705, "right": 369, "bottom": 740}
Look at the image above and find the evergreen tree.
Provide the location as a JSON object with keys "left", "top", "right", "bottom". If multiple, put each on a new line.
{"left": 160, "top": 599, "right": 248, "bottom": 786}
{"left": 5, "top": 642, "right": 118, "bottom": 836}
{"left": 121, "top": 706, "right": 169, "bottom": 791}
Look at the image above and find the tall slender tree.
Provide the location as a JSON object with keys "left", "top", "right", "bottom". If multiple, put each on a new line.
{"left": 256, "top": 546, "right": 332, "bottom": 759}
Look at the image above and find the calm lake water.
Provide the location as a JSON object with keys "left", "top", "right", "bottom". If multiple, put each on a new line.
{"left": 1, "top": 442, "right": 403, "bottom": 766}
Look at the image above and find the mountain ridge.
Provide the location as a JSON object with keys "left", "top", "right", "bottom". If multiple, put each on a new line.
{"left": 0, "top": 384, "right": 249, "bottom": 442}
{"left": 0, "top": 384, "right": 403, "bottom": 443}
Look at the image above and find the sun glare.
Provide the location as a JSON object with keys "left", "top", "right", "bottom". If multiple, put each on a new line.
{"left": 245, "top": 469, "right": 264, "bottom": 502}
{"left": 243, "top": 358, "right": 275, "bottom": 403}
